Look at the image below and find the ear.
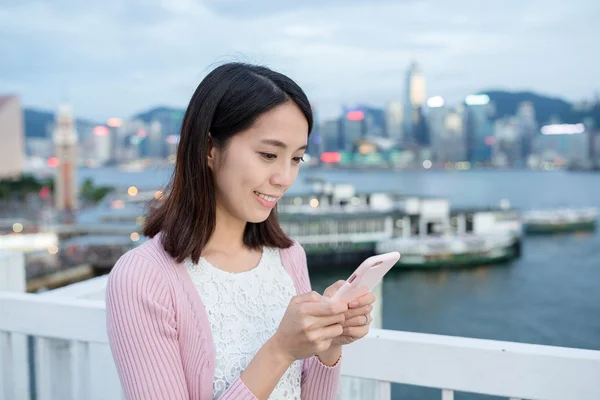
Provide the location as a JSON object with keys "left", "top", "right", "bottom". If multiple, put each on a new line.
{"left": 207, "top": 134, "right": 216, "bottom": 170}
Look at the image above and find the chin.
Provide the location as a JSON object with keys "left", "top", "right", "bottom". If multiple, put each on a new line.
{"left": 246, "top": 210, "right": 272, "bottom": 224}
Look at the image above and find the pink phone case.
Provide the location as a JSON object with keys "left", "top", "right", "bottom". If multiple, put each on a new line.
{"left": 331, "top": 251, "right": 401, "bottom": 304}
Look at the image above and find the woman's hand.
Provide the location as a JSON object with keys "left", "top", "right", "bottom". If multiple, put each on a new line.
{"left": 270, "top": 291, "right": 348, "bottom": 364}
{"left": 323, "top": 281, "right": 376, "bottom": 347}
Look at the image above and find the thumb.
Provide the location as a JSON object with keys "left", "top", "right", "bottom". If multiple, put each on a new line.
{"left": 323, "top": 280, "right": 346, "bottom": 298}
{"left": 293, "top": 291, "right": 324, "bottom": 304}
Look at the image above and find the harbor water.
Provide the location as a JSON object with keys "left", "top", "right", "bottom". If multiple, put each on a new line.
{"left": 79, "top": 167, "right": 600, "bottom": 399}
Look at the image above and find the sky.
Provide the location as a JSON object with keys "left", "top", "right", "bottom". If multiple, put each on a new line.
{"left": 1, "top": 0, "right": 598, "bottom": 122}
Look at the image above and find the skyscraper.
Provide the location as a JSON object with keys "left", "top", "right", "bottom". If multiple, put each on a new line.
{"left": 92, "top": 125, "right": 111, "bottom": 165}
{"left": 493, "top": 117, "right": 521, "bottom": 166}
{"left": 464, "top": 94, "right": 494, "bottom": 164}
{"left": 321, "top": 119, "right": 341, "bottom": 152}
{"left": 425, "top": 96, "right": 447, "bottom": 161}
{"left": 444, "top": 105, "right": 467, "bottom": 162}
{"left": 147, "top": 120, "right": 163, "bottom": 159}
{"left": 53, "top": 104, "right": 79, "bottom": 212}
{"left": 516, "top": 101, "right": 538, "bottom": 162}
{"left": 307, "top": 105, "right": 322, "bottom": 158}
{"left": 340, "top": 105, "right": 386, "bottom": 151}
{"left": 385, "top": 101, "right": 404, "bottom": 143}
{"left": 403, "top": 61, "right": 426, "bottom": 145}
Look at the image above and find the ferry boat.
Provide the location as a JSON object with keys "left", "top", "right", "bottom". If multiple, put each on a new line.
{"left": 376, "top": 233, "right": 518, "bottom": 268}
{"left": 372, "top": 197, "right": 522, "bottom": 268}
{"left": 46, "top": 179, "right": 523, "bottom": 271}
{"left": 523, "top": 208, "right": 598, "bottom": 234}
{"left": 277, "top": 181, "right": 522, "bottom": 268}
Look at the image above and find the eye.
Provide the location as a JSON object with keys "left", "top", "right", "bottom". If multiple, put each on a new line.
{"left": 260, "top": 152, "right": 277, "bottom": 161}
{"left": 292, "top": 156, "right": 305, "bottom": 164}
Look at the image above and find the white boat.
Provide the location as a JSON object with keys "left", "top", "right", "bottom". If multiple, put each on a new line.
{"left": 376, "top": 232, "right": 519, "bottom": 268}
{"left": 523, "top": 207, "right": 598, "bottom": 234}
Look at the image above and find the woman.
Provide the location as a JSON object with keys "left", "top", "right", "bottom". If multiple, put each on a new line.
{"left": 106, "top": 62, "right": 375, "bottom": 400}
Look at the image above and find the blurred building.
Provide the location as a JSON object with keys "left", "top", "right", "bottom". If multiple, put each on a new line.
{"left": 166, "top": 134, "right": 179, "bottom": 163}
{"left": 464, "top": 94, "right": 494, "bottom": 164}
{"left": 444, "top": 106, "right": 467, "bottom": 162}
{"left": 583, "top": 116, "right": 598, "bottom": 166}
{"left": 340, "top": 105, "right": 386, "bottom": 151}
{"left": 118, "top": 119, "right": 147, "bottom": 163}
{"left": 0, "top": 95, "right": 25, "bottom": 178}
{"left": 385, "top": 101, "right": 404, "bottom": 143}
{"left": 493, "top": 117, "right": 522, "bottom": 167}
{"left": 106, "top": 117, "right": 123, "bottom": 164}
{"left": 26, "top": 138, "right": 53, "bottom": 160}
{"left": 427, "top": 97, "right": 466, "bottom": 163}
{"left": 146, "top": 120, "right": 164, "bottom": 159}
{"left": 352, "top": 137, "right": 395, "bottom": 166}
{"left": 341, "top": 109, "right": 362, "bottom": 151}
{"left": 403, "top": 61, "right": 426, "bottom": 146}
{"left": 53, "top": 104, "right": 79, "bottom": 211}
{"left": 305, "top": 105, "right": 322, "bottom": 158}
{"left": 321, "top": 119, "right": 341, "bottom": 152}
{"left": 516, "top": 101, "right": 538, "bottom": 161}
{"left": 93, "top": 125, "right": 112, "bottom": 165}
{"left": 532, "top": 123, "right": 590, "bottom": 167}
{"left": 426, "top": 96, "right": 447, "bottom": 162}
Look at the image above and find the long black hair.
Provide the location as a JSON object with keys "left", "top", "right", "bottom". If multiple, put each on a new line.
{"left": 144, "top": 62, "right": 313, "bottom": 263}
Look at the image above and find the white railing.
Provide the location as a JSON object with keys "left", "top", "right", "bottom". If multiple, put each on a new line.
{"left": 1, "top": 289, "right": 600, "bottom": 400}
{"left": 0, "top": 291, "right": 122, "bottom": 400}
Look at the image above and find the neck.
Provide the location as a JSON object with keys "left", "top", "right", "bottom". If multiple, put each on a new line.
{"left": 205, "top": 203, "right": 247, "bottom": 253}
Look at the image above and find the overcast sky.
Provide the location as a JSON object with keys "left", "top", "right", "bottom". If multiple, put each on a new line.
{"left": 1, "top": 0, "right": 598, "bottom": 122}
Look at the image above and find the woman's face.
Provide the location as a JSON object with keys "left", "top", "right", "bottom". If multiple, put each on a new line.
{"left": 208, "top": 101, "right": 309, "bottom": 224}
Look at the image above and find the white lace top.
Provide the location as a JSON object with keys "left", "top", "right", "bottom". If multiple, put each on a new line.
{"left": 185, "top": 247, "right": 303, "bottom": 400}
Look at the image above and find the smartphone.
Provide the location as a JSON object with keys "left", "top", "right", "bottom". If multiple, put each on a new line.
{"left": 330, "top": 251, "right": 401, "bottom": 304}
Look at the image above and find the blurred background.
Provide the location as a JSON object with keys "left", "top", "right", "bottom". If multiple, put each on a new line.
{"left": 1, "top": 1, "right": 599, "bottom": 399}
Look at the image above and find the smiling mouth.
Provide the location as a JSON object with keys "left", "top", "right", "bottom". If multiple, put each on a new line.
{"left": 254, "top": 191, "right": 280, "bottom": 202}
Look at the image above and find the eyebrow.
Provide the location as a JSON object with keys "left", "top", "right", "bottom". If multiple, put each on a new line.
{"left": 260, "top": 139, "right": 307, "bottom": 151}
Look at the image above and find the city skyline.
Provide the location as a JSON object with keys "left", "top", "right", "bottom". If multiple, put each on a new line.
{"left": 1, "top": 0, "right": 598, "bottom": 121}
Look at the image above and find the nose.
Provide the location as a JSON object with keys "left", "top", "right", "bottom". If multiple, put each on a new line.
{"left": 270, "top": 163, "right": 296, "bottom": 190}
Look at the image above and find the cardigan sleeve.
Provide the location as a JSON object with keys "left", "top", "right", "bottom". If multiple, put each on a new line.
{"left": 289, "top": 242, "right": 343, "bottom": 400}
{"left": 106, "top": 251, "right": 192, "bottom": 399}
{"left": 106, "top": 250, "right": 259, "bottom": 400}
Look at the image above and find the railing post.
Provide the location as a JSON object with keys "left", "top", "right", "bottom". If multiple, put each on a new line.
{"left": 35, "top": 337, "right": 53, "bottom": 400}
{"left": 35, "top": 337, "right": 73, "bottom": 400}
{"left": 71, "top": 340, "right": 90, "bottom": 400}
{"left": 0, "top": 331, "right": 15, "bottom": 400}
{"left": 0, "top": 250, "right": 26, "bottom": 292}
{"left": 0, "top": 251, "right": 30, "bottom": 400}
{"left": 338, "top": 281, "right": 391, "bottom": 400}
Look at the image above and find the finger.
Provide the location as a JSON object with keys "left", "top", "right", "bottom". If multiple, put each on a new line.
{"left": 310, "top": 313, "right": 346, "bottom": 329}
{"left": 323, "top": 280, "right": 345, "bottom": 298}
{"left": 342, "top": 325, "right": 370, "bottom": 338}
{"left": 349, "top": 292, "right": 377, "bottom": 308}
{"left": 302, "top": 301, "right": 348, "bottom": 317}
{"left": 345, "top": 304, "right": 372, "bottom": 319}
{"left": 294, "top": 291, "right": 324, "bottom": 304}
{"left": 316, "top": 323, "right": 344, "bottom": 340}
{"left": 343, "top": 314, "right": 372, "bottom": 328}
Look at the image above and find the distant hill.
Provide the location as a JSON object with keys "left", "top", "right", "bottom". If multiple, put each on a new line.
{"left": 478, "top": 90, "right": 573, "bottom": 125}
{"left": 23, "top": 108, "right": 99, "bottom": 139}
{"left": 131, "top": 106, "right": 185, "bottom": 136}
{"left": 132, "top": 106, "right": 185, "bottom": 124}
{"left": 23, "top": 90, "right": 598, "bottom": 140}
{"left": 23, "top": 109, "right": 55, "bottom": 138}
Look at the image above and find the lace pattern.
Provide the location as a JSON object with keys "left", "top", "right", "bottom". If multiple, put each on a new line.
{"left": 185, "top": 247, "right": 302, "bottom": 400}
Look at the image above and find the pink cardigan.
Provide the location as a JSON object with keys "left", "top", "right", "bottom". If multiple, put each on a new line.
{"left": 105, "top": 233, "right": 342, "bottom": 400}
